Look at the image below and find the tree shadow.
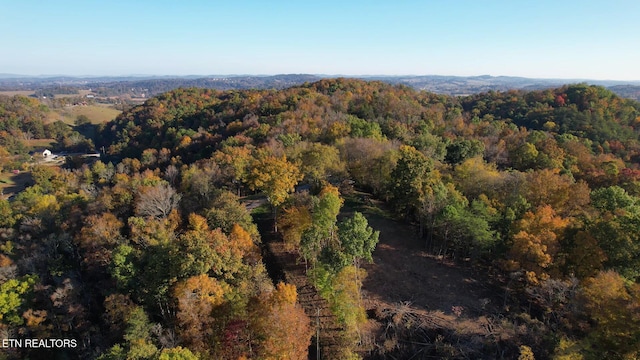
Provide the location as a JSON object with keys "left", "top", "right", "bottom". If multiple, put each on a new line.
{"left": 0, "top": 171, "right": 33, "bottom": 198}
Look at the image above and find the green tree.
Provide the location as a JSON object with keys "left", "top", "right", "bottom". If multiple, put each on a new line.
{"left": 434, "top": 199, "right": 497, "bottom": 261}
{"left": 588, "top": 186, "right": 640, "bottom": 281}
{"left": 337, "top": 211, "right": 379, "bottom": 269}
{"left": 444, "top": 139, "right": 484, "bottom": 165}
{"left": 158, "top": 347, "right": 199, "bottom": 360}
{"left": 389, "top": 145, "right": 433, "bottom": 219}
{"left": 591, "top": 185, "right": 635, "bottom": 213}
{"left": 300, "top": 185, "right": 343, "bottom": 265}
{"left": 0, "top": 198, "right": 15, "bottom": 227}
{"left": 0, "top": 274, "right": 37, "bottom": 325}
{"left": 171, "top": 214, "right": 215, "bottom": 279}
{"left": 75, "top": 114, "right": 91, "bottom": 126}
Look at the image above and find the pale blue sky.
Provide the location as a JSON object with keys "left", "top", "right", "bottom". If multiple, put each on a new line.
{"left": 1, "top": 1, "right": 639, "bottom": 80}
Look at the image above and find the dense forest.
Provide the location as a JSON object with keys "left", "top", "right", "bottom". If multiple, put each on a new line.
{"left": 1, "top": 78, "right": 640, "bottom": 359}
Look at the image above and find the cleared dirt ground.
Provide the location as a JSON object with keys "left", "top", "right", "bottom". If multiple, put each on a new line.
{"left": 261, "top": 192, "right": 511, "bottom": 359}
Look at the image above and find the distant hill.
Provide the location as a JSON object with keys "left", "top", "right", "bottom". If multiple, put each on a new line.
{"left": 1, "top": 74, "right": 639, "bottom": 100}
{"left": 86, "top": 74, "right": 322, "bottom": 97}
{"left": 608, "top": 85, "right": 640, "bottom": 102}
{"left": 362, "top": 75, "right": 640, "bottom": 100}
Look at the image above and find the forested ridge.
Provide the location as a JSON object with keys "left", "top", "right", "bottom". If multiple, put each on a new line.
{"left": 2, "top": 78, "right": 640, "bottom": 359}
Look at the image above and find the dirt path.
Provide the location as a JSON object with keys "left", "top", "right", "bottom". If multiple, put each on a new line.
{"left": 265, "top": 241, "right": 345, "bottom": 360}
{"left": 255, "top": 210, "right": 345, "bottom": 360}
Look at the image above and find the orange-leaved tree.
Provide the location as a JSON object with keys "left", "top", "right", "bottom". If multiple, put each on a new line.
{"left": 173, "top": 274, "right": 229, "bottom": 355}
{"left": 250, "top": 283, "right": 312, "bottom": 360}
{"left": 506, "top": 205, "right": 569, "bottom": 284}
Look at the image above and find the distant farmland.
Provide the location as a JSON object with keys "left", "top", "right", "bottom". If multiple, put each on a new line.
{"left": 52, "top": 89, "right": 93, "bottom": 98}
{"left": 0, "top": 90, "right": 35, "bottom": 97}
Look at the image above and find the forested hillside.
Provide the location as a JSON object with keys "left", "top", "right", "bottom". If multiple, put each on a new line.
{"left": 2, "top": 78, "right": 640, "bottom": 359}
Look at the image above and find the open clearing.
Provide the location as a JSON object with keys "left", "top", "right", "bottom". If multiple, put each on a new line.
{"left": 340, "top": 193, "right": 502, "bottom": 317}
{"left": 0, "top": 90, "right": 35, "bottom": 97}
{"left": 52, "top": 90, "right": 93, "bottom": 98}
{"left": 262, "top": 191, "right": 508, "bottom": 358}
{"left": 348, "top": 195, "right": 510, "bottom": 358}
{"left": 53, "top": 104, "right": 122, "bottom": 124}
{"left": 24, "top": 138, "right": 56, "bottom": 149}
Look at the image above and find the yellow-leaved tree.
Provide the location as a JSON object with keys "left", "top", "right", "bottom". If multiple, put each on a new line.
{"left": 506, "top": 205, "right": 569, "bottom": 284}
{"left": 246, "top": 152, "right": 302, "bottom": 230}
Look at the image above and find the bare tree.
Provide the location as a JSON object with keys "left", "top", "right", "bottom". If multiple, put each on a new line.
{"left": 164, "top": 164, "right": 179, "bottom": 185}
{"left": 135, "top": 183, "right": 181, "bottom": 218}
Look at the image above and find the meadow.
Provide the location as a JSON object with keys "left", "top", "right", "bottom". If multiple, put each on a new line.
{"left": 53, "top": 103, "right": 122, "bottom": 124}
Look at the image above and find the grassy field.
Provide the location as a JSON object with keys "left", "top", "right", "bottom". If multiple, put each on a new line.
{"left": 0, "top": 90, "right": 35, "bottom": 97}
{"left": 23, "top": 138, "right": 56, "bottom": 149}
{"left": 53, "top": 89, "right": 93, "bottom": 99}
{"left": 53, "top": 104, "right": 122, "bottom": 124}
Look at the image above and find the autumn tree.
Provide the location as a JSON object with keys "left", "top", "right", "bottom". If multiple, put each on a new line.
{"left": 506, "top": 205, "right": 569, "bottom": 284}
{"left": 338, "top": 137, "right": 398, "bottom": 197}
{"left": 277, "top": 204, "right": 312, "bottom": 252}
{"left": 453, "top": 156, "right": 504, "bottom": 200}
{"left": 157, "top": 347, "right": 199, "bottom": 360}
{"left": 524, "top": 168, "right": 590, "bottom": 216}
{"left": 75, "top": 212, "right": 124, "bottom": 275}
{"left": 287, "top": 141, "right": 345, "bottom": 185}
{"left": 103, "top": 293, "right": 136, "bottom": 342}
{"left": 250, "top": 283, "right": 313, "bottom": 360}
{"left": 246, "top": 152, "right": 302, "bottom": 207}
{"left": 213, "top": 145, "right": 253, "bottom": 193}
{"left": 173, "top": 274, "right": 228, "bottom": 355}
{"left": 579, "top": 271, "right": 640, "bottom": 359}
{"left": 179, "top": 161, "right": 223, "bottom": 211}
{"left": 245, "top": 152, "right": 302, "bottom": 230}
{"left": 205, "top": 190, "right": 259, "bottom": 239}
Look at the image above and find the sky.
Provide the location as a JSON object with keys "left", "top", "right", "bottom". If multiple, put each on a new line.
{"left": 1, "top": 0, "right": 639, "bottom": 80}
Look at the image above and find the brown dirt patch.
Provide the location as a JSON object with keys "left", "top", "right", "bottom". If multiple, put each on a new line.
{"left": 361, "top": 212, "right": 501, "bottom": 317}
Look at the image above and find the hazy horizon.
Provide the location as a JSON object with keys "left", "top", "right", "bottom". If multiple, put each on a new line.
{"left": 2, "top": 1, "right": 639, "bottom": 81}
{"left": 2, "top": 73, "right": 640, "bottom": 84}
